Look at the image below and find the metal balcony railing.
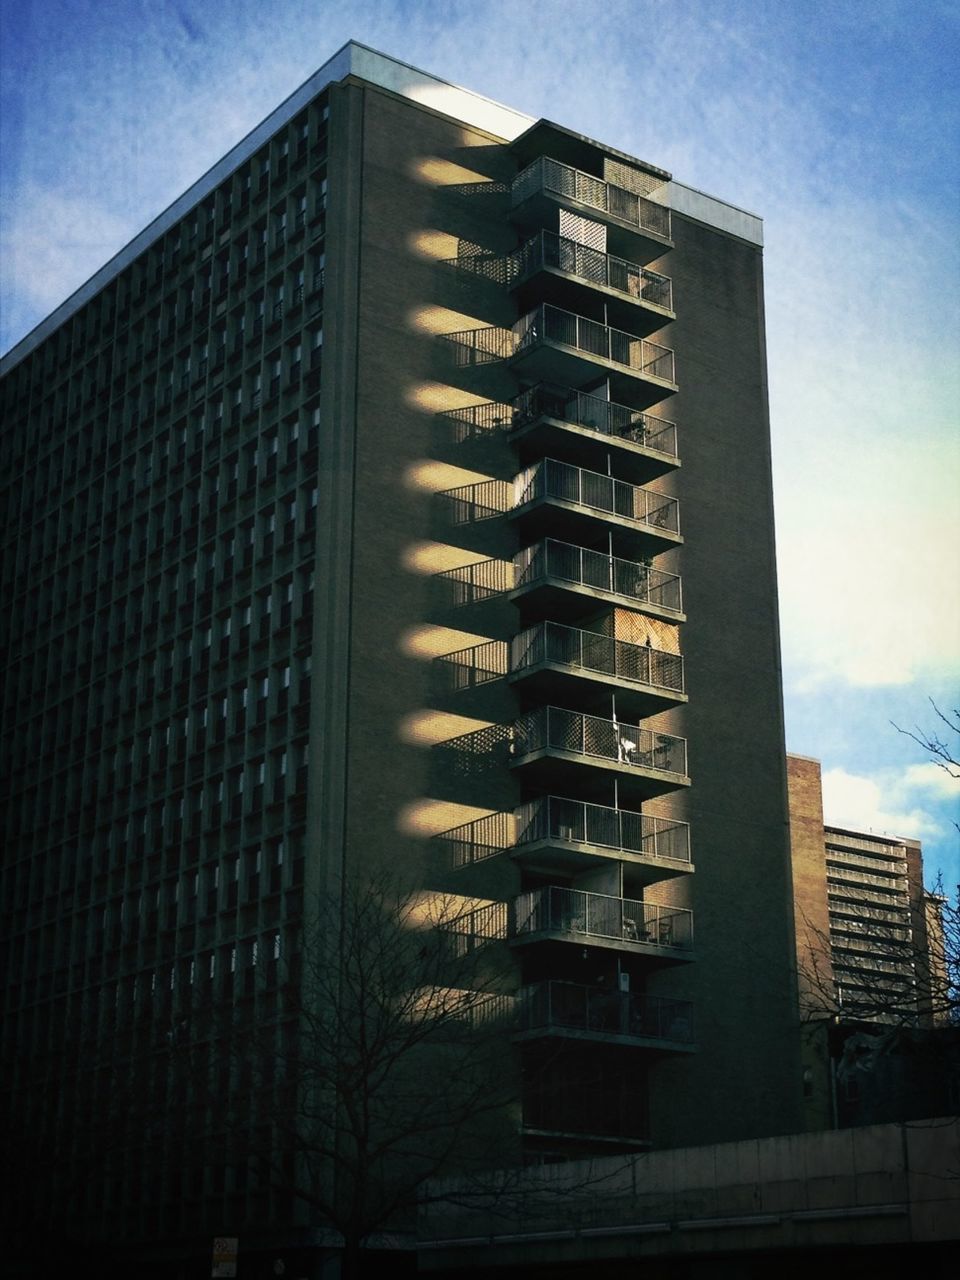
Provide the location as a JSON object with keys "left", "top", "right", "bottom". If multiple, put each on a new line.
{"left": 436, "top": 809, "right": 517, "bottom": 867}
{"left": 513, "top": 385, "right": 677, "bottom": 454}
{"left": 827, "top": 900, "right": 911, "bottom": 927}
{"left": 514, "top": 305, "right": 676, "bottom": 384}
{"left": 512, "top": 705, "right": 688, "bottom": 778}
{"left": 825, "top": 865, "right": 908, "bottom": 892}
{"left": 439, "top": 458, "right": 679, "bottom": 534}
{"left": 511, "top": 156, "right": 672, "bottom": 241}
{"left": 435, "top": 638, "right": 508, "bottom": 691}
{"left": 435, "top": 797, "right": 690, "bottom": 869}
{"left": 443, "top": 387, "right": 678, "bottom": 456}
{"left": 450, "top": 232, "right": 673, "bottom": 311}
{"left": 517, "top": 796, "right": 690, "bottom": 862}
{"left": 440, "top": 900, "right": 508, "bottom": 955}
{"left": 439, "top": 324, "right": 514, "bottom": 367}
{"left": 510, "top": 621, "right": 684, "bottom": 694}
{"left": 436, "top": 622, "right": 683, "bottom": 697}
{"left": 824, "top": 851, "right": 908, "bottom": 877}
{"left": 439, "top": 708, "right": 687, "bottom": 781}
{"left": 512, "top": 885, "right": 693, "bottom": 949}
{"left": 515, "top": 538, "right": 683, "bottom": 615}
{"left": 436, "top": 556, "right": 513, "bottom": 605}
{"left": 519, "top": 980, "right": 694, "bottom": 1042}
{"left": 515, "top": 458, "right": 679, "bottom": 533}
{"left": 513, "top": 230, "right": 673, "bottom": 309}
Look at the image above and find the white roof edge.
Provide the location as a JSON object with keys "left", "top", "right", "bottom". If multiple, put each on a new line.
{"left": 666, "top": 182, "right": 763, "bottom": 246}
{"left": 1, "top": 41, "right": 760, "bottom": 373}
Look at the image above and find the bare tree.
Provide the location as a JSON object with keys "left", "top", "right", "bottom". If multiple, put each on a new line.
{"left": 893, "top": 699, "right": 960, "bottom": 833}
{"left": 226, "top": 876, "right": 519, "bottom": 1278}
{"left": 797, "top": 885, "right": 958, "bottom": 1030}
{"left": 793, "top": 703, "right": 960, "bottom": 1122}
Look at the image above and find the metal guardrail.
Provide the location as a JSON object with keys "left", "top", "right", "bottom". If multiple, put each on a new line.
{"left": 436, "top": 557, "right": 513, "bottom": 605}
{"left": 435, "top": 621, "right": 683, "bottom": 697}
{"left": 514, "top": 305, "right": 676, "bottom": 384}
{"left": 519, "top": 980, "right": 694, "bottom": 1041}
{"left": 512, "top": 885, "right": 693, "bottom": 948}
{"left": 514, "top": 538, "right": 682, "bottom": 615}
{"left": 516, "top": 796, "right": 690, "bottom": 862}
{"left": 515, "top": 458, "right": 679, "bottom": 533}
{"left": 435, "top": 798, "right": 690, "bottom": 869}
{"left": 512, "top": 705, "right": 688, "bottom": 778}
{"left": 513, "top": 385, "right": 678, "bottom": 455}
{"left": 439, "top": 325, "right": 514, "bottom": 366}
{"left": 511, "top": 156, "right": 672, "bottom": 240}
{"left": 510, "top": 621, "right": 684, "bottom": 694}
{"left": 513, "top": 230, "right": 672, "bottom": 309}
{"left": 449, "top": 231, "right": 673, "bottom": 310}
{"left": 438, "top": 458, "right": 679, "bottom": 534}
{"left": 438, "top": 707, "right": 687, "bottom": 780}
{"left": 440, "top": 307, "right": 676, "bottom": 382}
{"left": 443, "top": 387, "right": 678, "bottom": 456}
{"left": 435, "top": 639, "right": 508, "bottom": 690}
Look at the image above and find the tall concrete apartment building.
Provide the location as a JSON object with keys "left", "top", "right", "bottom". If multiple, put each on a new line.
{"left": 0, "top": 43, "right": 803, "bottom": 1261}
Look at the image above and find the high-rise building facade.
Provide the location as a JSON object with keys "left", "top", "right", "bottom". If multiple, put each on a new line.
{"left": 0, "top": 42, "right": 804, "bottom": 1260}
{"left": 787, "top": 753, "right": 951, "bottom": 1131}
{"left": 788, "top": 753, "right": 939, "bottom": 1024}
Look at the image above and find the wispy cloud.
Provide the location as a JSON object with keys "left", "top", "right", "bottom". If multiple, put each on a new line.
{"left": 821, "top": 764, "right": 959, "bottom": 851}
{"left": 903, "top": 762, "right": 960, "bottom": 801}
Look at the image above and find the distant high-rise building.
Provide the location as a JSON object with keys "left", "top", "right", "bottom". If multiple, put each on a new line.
{"left": 0, "top": 41, "right": 804, "bottom": 1267}
{"left": 787, "top": 753, "right": 950, "bottom": 1130}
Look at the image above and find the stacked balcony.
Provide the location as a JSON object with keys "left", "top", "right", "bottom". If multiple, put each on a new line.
{"left": 444, "top": 386, "right": 679, "bottom": 481}
{"left": 436, "top": 798, "right": 692, "bottom": 884}
{"left": 511, "top": 705, "right": 688, "bottom": 802}
{"left": 518, "top": 982, "right": 694, "bottom": 1051}
{"left": 509, "top": 155, "right": 673, "bottom": 259}
{"left": 435, "top": 131, "right": 691, "bottom": 1153}
{"left": 511, "top": 305, "right": 676, "bottom": 407}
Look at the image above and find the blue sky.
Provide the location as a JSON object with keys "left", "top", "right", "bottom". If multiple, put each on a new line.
{"left": 2, "top": 0, "right": 958, "bottom": 886}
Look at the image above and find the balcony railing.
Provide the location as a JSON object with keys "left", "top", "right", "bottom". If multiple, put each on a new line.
{"left": 436, "top": 797, "right": 690, "bottom": 869}
{"left": 515, "top": 538, "right": 683, "bottom": 615}
{"left": 515, "top": 458, "right": 679, "bottom": 533}
{"left": 436, "top": 622, "right": 684, "bottom": 698}
{"left": 514, "top": 305, "right": 675, "bottom": 385}
{"left": 826, "top": 866, "right": 908, "bottom": 892}
{"left": 439, "top": 458, "right": 679, "bottom": 535}
{"left": 451, "top": 232, "right": 673, "bottom": 311}
{"left": 510, "top": 621, "right": 684, "bottom": 695}
{"left": 513, "top": 231, "right": 673, "bottom": 310}
{"left": 512, "top": 885, "right": 693, "bottom": 949}
{"left": 512, "top": 156, "right": 672, "bottom": 241}
{"left": 512, "top": 706, "right": 688, "bottom": 778}
{"left": 444, "top": 386, "right": 678, "bottom": 457}
{"left": 436, "top": 638, "right": 508, "bottom": 691}
{"left": 519, "top": 980, "right": 694, "bottom": 1043}
{"left": 513, "top": 386, "right": 677, "bottom": 455}
{"left": 436, "top": 555, "right": 513, "bottom": 606}
{"left": 438, "top": 708, "right": 687, "bottom": 782}
{"left": 517, "top": 796, "right": 690, "bottom": 863}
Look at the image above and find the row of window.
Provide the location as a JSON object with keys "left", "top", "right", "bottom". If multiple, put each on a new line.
{"left": 5, "top": 467, "right": 318, "bottom": 644}
{"left": 0, "top": 96, "right": 330, "bottom": 419}
{"left": 2, "top": 399, "right": 321, "bottom": 613}
{"left": 0, "top": 300, "right": 327, "bottom": 535}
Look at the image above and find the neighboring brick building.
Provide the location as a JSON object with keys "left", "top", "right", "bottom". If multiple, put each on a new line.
{"left": 787, "top": 753, "right": 952, "bottom": 1130}
{"left": 0, "top": 41, "right": 804, "bottom": 1270}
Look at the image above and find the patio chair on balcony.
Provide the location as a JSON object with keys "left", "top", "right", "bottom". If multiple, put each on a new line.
{"left": 618, "top": 736, "right": 637, "bottom": 764}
